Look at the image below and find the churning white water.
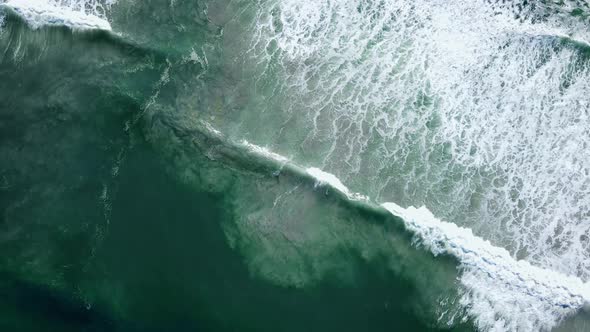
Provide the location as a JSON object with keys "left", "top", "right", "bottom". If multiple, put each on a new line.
{"left": 235, "top": 0, "right": 590, "bottom": 330}
{"left": 0, "top": 0, "right": 115, "bottom": 30}
{"left": 3, "top": 0, "right": 590, "bottom": 329}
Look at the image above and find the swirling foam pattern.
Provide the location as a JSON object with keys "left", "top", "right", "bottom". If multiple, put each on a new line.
{"left": 222, "top": 0, "right": 590, "bottom": 330}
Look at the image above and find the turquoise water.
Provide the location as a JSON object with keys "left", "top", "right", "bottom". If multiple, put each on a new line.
{"left": 1, "top": 0, "right": 590, "bottom": 331}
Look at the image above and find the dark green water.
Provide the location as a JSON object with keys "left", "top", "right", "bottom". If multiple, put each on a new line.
{"left": 3, "top": 0, "right": 590, "bottom": 331}
{"left": 0, "top": 2, "right": 472, "bottom": 331}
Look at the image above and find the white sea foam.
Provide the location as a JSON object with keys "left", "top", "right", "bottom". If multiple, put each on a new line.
{"left": 383, "top": 202, "right": 590, "bottom": 331}
{"left": 307, "top": 161, "right": 590, "bottom": 331}
{"left": 241, "top": 140, "right": 290, "bottom": 164}
{"left": 239, "top": 138, "right": 370, "bottom": 200}
{"left": 306, "top": 167, "right": 369, "bottom": 201}
{"left": 205, "top": 121, "right": 590, "bottom": 330}
{"left": 242, "top": 3, "right": 590, "bottom": 326}
{"left": 246, "top": 0, "right": 590, "bottom": 279}
{"left": 1, "top": 0, "right": 112, "bottom": 30}
{"left": 202, "top": 121, "right": 222, "bottom": 138}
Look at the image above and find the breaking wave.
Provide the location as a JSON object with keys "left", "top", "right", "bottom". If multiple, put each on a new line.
{"left": 0, "top": 0, "right": 114, "bottom": 30}
{"left": 161, "top": 117, "right": 590, "bottom": 331}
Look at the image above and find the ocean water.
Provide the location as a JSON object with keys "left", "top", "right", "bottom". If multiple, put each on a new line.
{"left": 1, "top": 0, "right": 590, "bottom": 331}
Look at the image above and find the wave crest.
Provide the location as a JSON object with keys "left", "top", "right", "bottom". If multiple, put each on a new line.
{"left": 0, "top": 0, "right": 112, "bottom": 30}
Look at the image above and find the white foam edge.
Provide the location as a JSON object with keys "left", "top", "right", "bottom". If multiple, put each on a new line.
{"left": 239, "top": 140, "right": 590, "bottom": 328}
{"left": 305, "top": 163, "right": 590, "bottom": 323}
{"left": 382, "top": 202, "right": 590, "bottom": 329}
{"left": 207, "top": 125, "right": 590, "bottom": 329}
{"left": 306, "top": 167, "right": 369, "bottom": 201}
{"left": 235, "top": 133, "right": 369, "bottom": 201}
{"left": 240, "top": 139, "right": 290, "bottom": 164}
{"left": 305, "top": 165, "right": 590, "bottom": 328}
{"left": 1, "top": 0, "right": 111, "bottom": 31}
{"left": 201, "top": 120, "right": 222, "bottom": 138}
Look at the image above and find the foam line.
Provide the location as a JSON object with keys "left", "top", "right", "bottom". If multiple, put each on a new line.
{"left": 241, "top": 140, "right": 290, "bottom": 164}
{"left": 245, "top": 0, "right": 590, "bottom": 288}
{"left": 382, "top": 202, "right": 590, "bottom": 331}
{"left": 306, "top": 167, "right": 369, "bottom": 201}
{"left": 232, "top": 126, "right": 590, "bottom": 331}
{"left": 0, "top": 0, "right": 111, "bottom": 31}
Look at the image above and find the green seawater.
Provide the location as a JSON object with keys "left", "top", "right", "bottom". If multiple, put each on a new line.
{"left": 3, "top": 0, "right": 590, "bottom": 331}
{"left": 0, "top": 1, "right": 472, "bottom": 331}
